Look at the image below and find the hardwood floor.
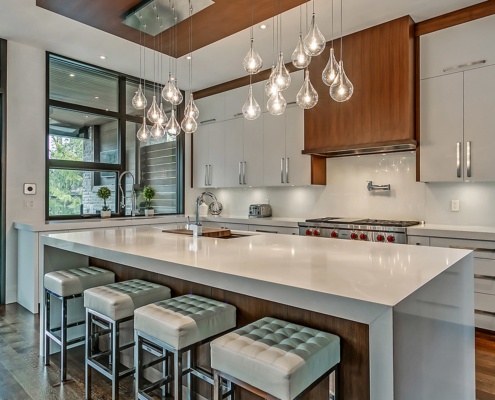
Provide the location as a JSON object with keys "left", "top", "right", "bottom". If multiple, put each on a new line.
{"left": 0, "top": 303, "right": 494, "bottom": 400}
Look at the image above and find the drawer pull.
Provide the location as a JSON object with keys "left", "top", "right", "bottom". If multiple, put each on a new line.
{"left": 475, "top": 274, "right": 495, "bottom": 281}
{"left": 200, "top": 118, "right": 216, "bottom": 124}
{"left": 443, "top": 59, "right": 486, "bottom": 73}
{"left": 449, "top": 245, "right": 495, "bottom": 253}
{"left": 256, "top": 229, "right": 278, "bottom": 234}
{"left": 234, "top": 113, "right": 243, "bottom": 117}
{"left": 475, "top": 309, "right": 495, "bottom": 317}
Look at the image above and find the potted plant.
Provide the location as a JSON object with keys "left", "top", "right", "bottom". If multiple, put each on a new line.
{"left": 96, "top": 186, "right": 112, "bottom": 218}
{"left": 142, "top": 186, "right": 156, "bottom": 217}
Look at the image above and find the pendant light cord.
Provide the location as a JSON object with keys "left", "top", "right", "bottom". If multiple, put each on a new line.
{"left": 331, "top": 0, "right": 334, "bottom": 46}
{"left": 340, "top": 0, "right": 343, "bottom": 61}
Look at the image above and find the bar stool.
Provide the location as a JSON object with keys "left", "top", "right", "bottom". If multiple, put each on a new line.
{"left": 134, "top": 294, "right": 237, "bottom": 400}
{"left": 211, "top": 317, "right": 341, "bottom": 400}
{"left": 43, "top": 266, "right": 115, "bottom": 382}
{"left": 84, "top": 279, "right": 171, "bottom": 400}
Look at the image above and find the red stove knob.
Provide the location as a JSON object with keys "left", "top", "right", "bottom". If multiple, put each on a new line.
{"left": 313, "top": 229, "right": 321, "bottom": 237}
{"left": 305, "top": 229, "right": 313, "bottom": 236}
{"left": 350, "top": 232, "right": 358, "bottom": 240}
{"left": 376, "top": 234, "right": 385, "bottom": 242}
{"left": 359, "top": 233, "right": 367, "bottom": 241}
{"left": 387, "top": 235, "right": 395, "bottom": 243}
{"left": 331, "top": 231, "right": 338, "bottom": 238}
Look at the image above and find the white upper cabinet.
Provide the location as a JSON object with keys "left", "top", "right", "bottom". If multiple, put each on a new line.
{"left": 192, "top": 122, "right": 226, "bottom": 188}
{"left": 420, "top": 14, "right": 495, "bottom": 80}
{"left": 196, "top": 92, "right": 226, "bottom": 125}
{"left": 243, "top": 117, "right": 264, "bottom": 187}
{"left": 284, "top": 107, "right": 309, "bottom": 186}
{"left": 224, "top": 118, "right": 244, "bottom": 187}
{"left": 263, "top": 112, "right": 286, "bottom": 186}
{"left": 193, "top": 124, "right": 210, "bottom": 189}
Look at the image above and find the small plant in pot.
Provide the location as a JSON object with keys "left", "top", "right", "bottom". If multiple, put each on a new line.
{"left": 97, "top": 186, "right": 112, "bottom": 218}
{"left": 142, "top": 186, "right": 156, "bottom": 217}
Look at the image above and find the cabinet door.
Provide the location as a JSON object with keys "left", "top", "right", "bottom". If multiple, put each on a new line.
{"left": 420, "top": 74, "right": 464, "bottom": 182}
{"left": 263, "top": 113, "right": 286, "bottom": 186}
{"left": 285, "top": 107, "right": 310, "bottom": 186}
{"left": 196, "top": 92, "right": 226, "bottom": 124}
{"left": 208, "top": 121, "right": 226, "bottom": 187}
{"left": 224, "top": 118, "right": 244, "bottom": 187}
{"left": 464, "top": 65, "right": 495, "bottom": 181}
{"left": 225, "top": 87, "right": 249, "bottom": 121}
{"left": 243, "top": 117, "right": 264, "bottom": 187}
{"left": 192, "top": 127, "right": 209, "bottom": 188}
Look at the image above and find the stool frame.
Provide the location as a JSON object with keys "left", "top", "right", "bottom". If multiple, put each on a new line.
{"left": 43, "top": 288, "right": 86, "bottom": 382}
{"left": 85, "top": 308, "right": 135, "bottom": 400}
{"left": 135, "top": 329, "right": 234, "bottom": 400}
{"left": 213, "top": 364, "right": 339, "bottom": 400}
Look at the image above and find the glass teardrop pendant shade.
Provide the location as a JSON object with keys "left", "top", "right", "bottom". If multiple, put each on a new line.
{"left": 181, "top": 115, "right": 198, "bottom": 134}
{"left": 150, "top": 121, "right": 166, "bottom": 140}
{"left": 147, "top": 96, "right": 161, "bottom": 123}
{"left": 243, "top": 40, "right": 263, "bottom": 74}
{"left": 296, "top": 70, "right": 318, "bottom": 109}
{"left": 162, "top": 73, "right": 176, "bottom": 104}
{"left": 303, "top": 13, "right": 326, "bottom": 56}
{"left": 267, "top": 90, "right": 287, "bottom": 116}
{"left": 330, "top": 60, "right": 354, "bottom": 102}
{"left": 166, "top": 109, "right": 181, "bottom": 137}
{"left": 170, "top": 82, "right": 183, "bottom": 106}
{"left": 265, "top": 66, "right": 279, "bottom": 97}
{"left": 185, "top": 94, "right": 200, "bottom": 119}
{"left": 272, "top": 53, "right": 291, "bottom": 91}
{"left": 132, "top": 83, "right": 147, "bottom": 109}
{"left": 322, "top": 47, "right": 340, "bottom": 86}
{"left": 242, "top": 85, "right": 261, "bottom": 120}
{"left": 136, "top": 117, "right": 151, "bottom": 142}
{"left": 158, "top": 103, "right": 168, "bottom": 125}
{"left": 291, "top": 34, "right": 311, "bottom": 69}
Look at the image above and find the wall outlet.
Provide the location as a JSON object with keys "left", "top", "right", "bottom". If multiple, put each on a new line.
{"left": 23, "top": 183, "right": 36, "bottom": 195}
{"left": 451, "top": 199, "right": 460, "bottom": 212}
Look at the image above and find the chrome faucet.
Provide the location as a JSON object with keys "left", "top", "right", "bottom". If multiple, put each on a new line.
{"left": 118, "top": 171, "right": 139, "bottom": 216}
{"left": 190, "top": 192, "right": 218, "bottom": 237}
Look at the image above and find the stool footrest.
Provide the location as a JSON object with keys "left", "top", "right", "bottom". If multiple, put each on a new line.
{"left": 142, "top": 355, "right": 168, "bottom": 370}
{"left": 142, "top": 375, "right": 173, "bottom": 393}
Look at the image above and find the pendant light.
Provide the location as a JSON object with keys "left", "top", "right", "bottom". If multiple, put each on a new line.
{"left": 264, "top": 66, "right": 279, "bottom": 97}
{"left": 137, "top": 116, "right": 151, "bottom": 142}
{"left": 132, "top": 22, "right": 147, "bottom": 109}
{"left": 330, "top": 0, "right": 353, "bottom": 102}
{"left": 150, "top": 121, "right": 166, "bottom": 139}
{"left": 322, "top": 0, "right": 339, "bottom": 86}
{"left": 296, "top": 70, "right": 318, "bottom": 109}
{"left": 243, "top": 0, "right": 263, "bottom": 74}
{"left": 267, "top": 89, "right": 287, "bottom": 116}
{"left": 291, "top": 6, "right": 311, "bottom": 69}
{"left": 147, "top": 95, "right": 161, "bottom": 123}
{"left": 303, "top": 0, "right": 326, "bottom": 56}
{"left": 166, "top": 109, "right": 181, "bottom": 137}
{"left": 242, "top": 78, "right": 261, "bottom": 120}
{"left": 272, "top": 9, "right": 291, "bottom": 92}
{"left": 158, "top": 103, "right": 168, "bottom": 125}
{"left": 181, "top": 0, "right": 199, "bottom": 134}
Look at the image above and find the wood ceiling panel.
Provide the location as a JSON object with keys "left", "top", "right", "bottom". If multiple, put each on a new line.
{"left": 36, "top": 0, "right": 309, "bottom": 58}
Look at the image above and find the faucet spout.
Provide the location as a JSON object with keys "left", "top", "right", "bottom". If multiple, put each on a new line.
{"left": 118, "top": 171, "right": 139, "bottom": 216}
{"left": 191, "top": 192, "right": 219, "bottom": 237}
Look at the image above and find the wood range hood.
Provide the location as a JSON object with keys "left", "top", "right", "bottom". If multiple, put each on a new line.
{"left": 303, "top": 16, "right": 416, "bottom": 158}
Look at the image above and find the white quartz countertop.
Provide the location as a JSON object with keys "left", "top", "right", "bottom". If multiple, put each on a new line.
{"left": 201, "top": 216, "right": 301, "bottom": 227}
{"left": 408, "top": 224, "right": 495, "bottom": 241}
{"left": 41, "top": 226, "right": 470, "bottom": 308}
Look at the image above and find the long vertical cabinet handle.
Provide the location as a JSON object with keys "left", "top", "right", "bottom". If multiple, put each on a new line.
{"left": 243, "top": 161, "right": 246, "bottom": 185}
{"left": 281, "top": 158, "right": 285, "bottom": 183}
{"left": 466, "top": 141, "right": 472, "bottom": 178}
{"left": 205, "top": 165, "right": 208, "bottom": 186}
{"left": 209, "top": 165, "right": 213, "bottom": 186}
{"left": 239, "top": 162, "right": 242, "bottom": 185}
{"left": 456, "top": 142, "right": 461, "bottom": 178}
{"left": 286, "top": 158, "right": 290, "bottom": 184}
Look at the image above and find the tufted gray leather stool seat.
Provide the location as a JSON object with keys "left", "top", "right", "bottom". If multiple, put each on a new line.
{"left": 134, "top": 294, "right": 237, "bottom": 400}
{"left": 211, "top": 317, "right": 341, "bottom": 400}
{"left": 43, "top": 267, "right": 115, "bottom": 382}
{"left": 84, "top": 279, "right": 171, "bottom": 400}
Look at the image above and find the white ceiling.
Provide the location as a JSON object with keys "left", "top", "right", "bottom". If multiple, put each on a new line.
{"left": 0, "top": 0, "right": 486, "bottom": 91}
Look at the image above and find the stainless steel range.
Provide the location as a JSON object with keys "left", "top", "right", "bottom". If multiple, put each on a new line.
{"left": 298, "top": 217, "right": 421, "bottom": 244}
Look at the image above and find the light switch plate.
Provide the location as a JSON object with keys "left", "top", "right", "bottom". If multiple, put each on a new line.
{"left": 24, "top": 183, "right": 36, "bottom": 195}
{"left": 451, "top": 199, "right": 460, "bottom": 212}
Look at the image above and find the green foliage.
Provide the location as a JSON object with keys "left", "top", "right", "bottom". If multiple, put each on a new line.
{"left": 48, "top": 135, "right": 84, "bottom": 216}
{"left": 97, "top": 186, "right": 111, "bottom": 211}
{"left": 142, "top": 186, "right": 156, "bottom": 209}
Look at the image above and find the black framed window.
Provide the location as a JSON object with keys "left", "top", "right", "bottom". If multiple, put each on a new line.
{"left": 0, "top": 38, "right": 6, "bottom": 304}
{"left": 46, "top": 54, "right": 184, "bottom": 219}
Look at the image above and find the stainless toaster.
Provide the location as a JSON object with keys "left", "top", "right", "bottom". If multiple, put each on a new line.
{"left": 248, "top": 204, "right": 272, "bottom": 218}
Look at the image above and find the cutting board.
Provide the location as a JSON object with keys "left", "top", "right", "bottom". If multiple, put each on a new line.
{"left": 162, "top": 228, "right": 232, "bottom": 238}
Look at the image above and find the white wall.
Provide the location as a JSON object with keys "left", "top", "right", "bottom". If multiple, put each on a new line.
{"left": 6, "top": 41, "right": 46, "bottom": 303}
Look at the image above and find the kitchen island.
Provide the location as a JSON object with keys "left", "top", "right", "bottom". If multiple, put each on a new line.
{"left": 39, "top": 225, "right": 475, "bottom": 400}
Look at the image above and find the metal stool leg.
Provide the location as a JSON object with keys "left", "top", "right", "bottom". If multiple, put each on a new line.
{"left": 213, "top": 370, "right": 221, "bottom": 400}
{"left": 60, "top": 296, "right": 68, "bottom": 382}
{"left": 111, "top": 320, "right": 119, "bottom": 400}
{"left": 134, "top": 331, "right": 142, "bottom": 399}
{"left": 85, "top": 309, "right": 92, "bottom": 400}
{"left": 44, "top": 290, "right": 50, "bottom": 366}
{"left": 174, "top": 350, "right": 183, "bottom": 400}
{"left": 187, "top": 348, "right": 196, "bottom": 400}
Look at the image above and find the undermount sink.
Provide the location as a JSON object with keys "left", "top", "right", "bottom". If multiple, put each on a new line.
{"left": 216, "top": 233, "right": 252, "bottom": 239}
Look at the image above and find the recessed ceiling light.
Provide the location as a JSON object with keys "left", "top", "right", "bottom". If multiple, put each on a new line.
{"left": 85, "top": 116, "right": 89, "bottom": 118}
{"left": 95, "top": 96, "right": 99, "bottom": 99}
{"left": 69, "top": 73, "right": 75, "bottom": 77}
{"left": 260, "top": 24, "right": 267, "bottom": 29}
{"left": 99, "top": 55, "right": 106, "bottom": 60}
{"left": 186, "top": 55, "right": 192, "bottom": 60}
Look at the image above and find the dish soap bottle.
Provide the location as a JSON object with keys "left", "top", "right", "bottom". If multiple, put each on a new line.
{"left": 199, "top": 201, "right": 208, "bottom": 217}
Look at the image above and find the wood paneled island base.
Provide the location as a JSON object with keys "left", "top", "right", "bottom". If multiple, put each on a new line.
{"left": 89, "top": 257, "right": 370, "bottom": 400}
